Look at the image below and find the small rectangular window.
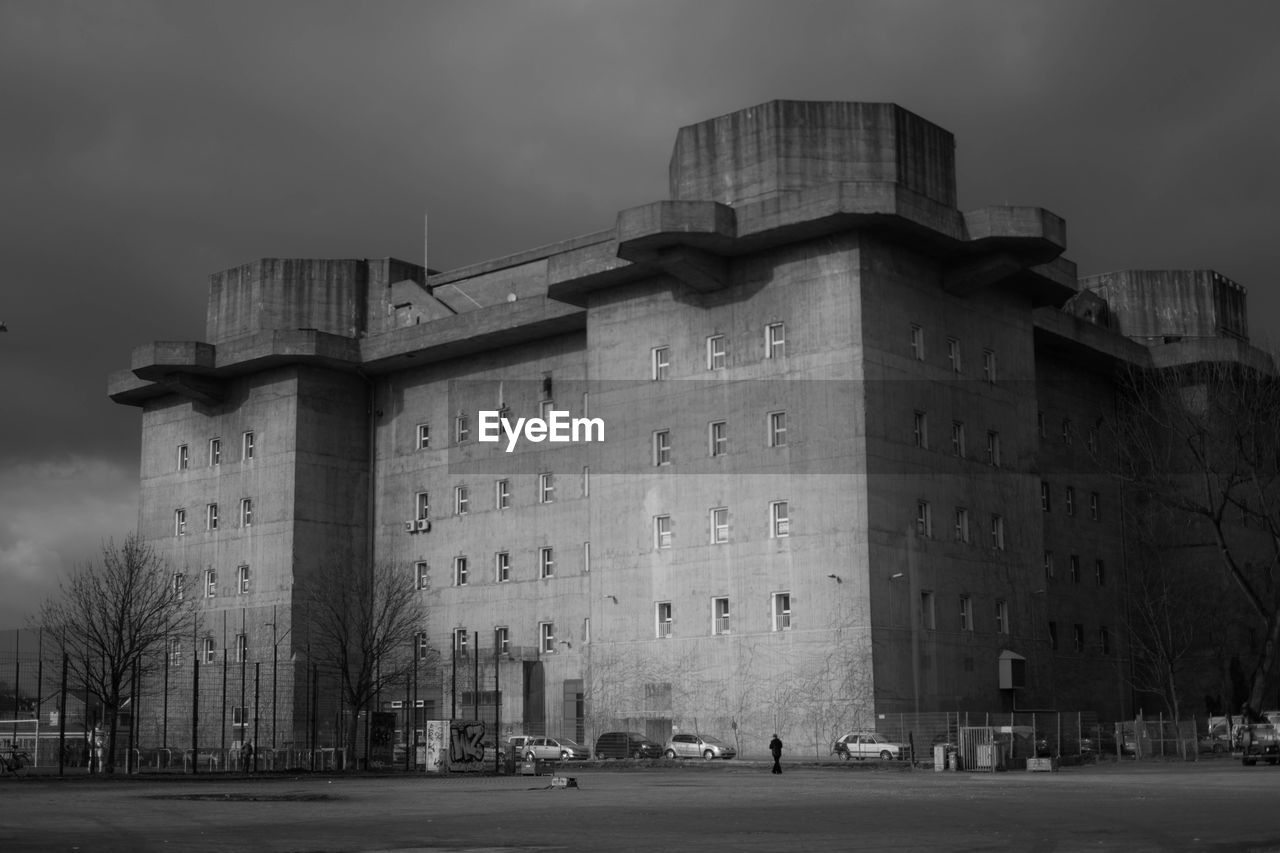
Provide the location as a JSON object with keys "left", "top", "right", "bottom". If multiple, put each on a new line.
{"left": 709, "top": 421, "right": 727, "bottom": 456}
{"left": 416, "top": 561, "right": 429, "bottom": 589}
{"left": 652, "top": 346, "right": 670, "bottom": 380}
{"left": 540, "top": 399, "right": 554, "bottom": 421}
{"left": 914, "top": 411, "right": 928, "bottom": 449}
{"left": 707, "top": 335, "right": 727, "bottom": 370}
{"left": 175, "top": 509, "right": 187, "bottom": 537}
{"left": 655, "top": 515, "right": 672, "bottom": 549}
{"left": 539, "top": 622, "right": 555, "bottom": 653}
{"left": 177, "top": 444, "right": 189, "bottom": 471}
{"left": 240, "top": 498, "right": 253, "bottom": 527}
{"left": 453, "top": 556, "right": 468, "bottom": 587}
{"left": 990, "top": 514, "right": 1005, "bottom": 550}
{"left": 910, "top": 324, "right": 925, "bottom": 361}
{"left": 654, "top": 430, "right": 671, "bottom": 466}
{"left": 953, "top": 507, "right": 969, "bottom": 543}
{"left": 169, "top": 638, "right": 183, "bottom": 666}
{"left": 171, "top": 573, "right": 184, "bottom": 600}
{"left": 987, "top": 430, "right": 1001, "bottom": 467}
{"left": 982, "top": 349, "right": 996, "bottom": 383}
{"left": 1065, "top": 487, "right": 1076, "bottom": 517}
{"left": 1099, "top": 625, "right": 1111, "bottom": 654}
{"left": 995, "top": 599, "right": 1009, "bottom": 634}
{"left": 711, "top": 507, "right": 729, "bottom": 544}
{"left": 417, "top": 424, "right": 430, "bottom": 450}
{"left": 959, "top": 596, "right": 973, "bottom": 632}
{"left": 495, "top": 626, "right": 510, "bottom": 656}
{"left": 202, "top": 638, "right": 216, "bottom": 664}
{"left": 951, "top": 421, "right": 966, "bottom": 457}
{"left": 206, "top": 503, "right": 219, "bottom": 531}
{"left": 204, "top": 569, "right": 216, "bottom": 598}
{"left": 496, "top": 479, "right": 510, "bottom": 509}
{"left": 455, "top": 415, "right": 470, "bottom": 444}
{"left": 768, "top": 411, "right": 787, "bottom": 447}
{"left": 916, "top": 500, "right": 932, "bottom": 538}
{"left": 772, "top": 592, "right": 791, "bottom": 632}
{"left": 771, "top": 500, "right": 790, "bottom": 538}
{"left": 947, "top": 338, "right": 962, "bottom": 374}
{"left": 495, "top": 552, "right": 510, "bottom": 583}
{"left": 766, "top": 322, "right": 786, "bottom": 359}
{"left": 242, "top": 431, "right": 255, "bottom": 460}
{"left": 416, "top": 492, "right": 430, "bottom": 520}
{"left": 1041, "top": 482, "right": 1051, "bottom": 512}
{"left": 656, "top": 602, "right": 673, "bottom": 638}
{"left": 713, "top": 597, "right": 730, "bottom": 635}
{"left": 539, "top": 473, "right": 555, "bottom": 503}
{"left": 235, "top": 633, "right": 248, "bottom": 662}
{"left": 454, "top": 485, "right": 469, "bottom": 516}
{"left": 1070, "top": 554, "right": 1080, "bottom": 583}
{"left": 209, "top": 438, "right": 222, "bottom": 465}
{"left": 237, "top": 564, "right": 250, "bottom": 594}
{"left": 454, "top": 628, "right": 469, "bottom": 656}
{"left": 540, "top": 547, "right": 555, "bottom": 578}
{"left": 1044, "top": 550, "right": 1055, "bottom": 579}
{"left": 1095, "top": 559, "right": 1106, "bottom": 586}
{"left": 1090, "top": 492, "right": 1100, "bottom": 521}
{"left": 1073, "top": 624, "right": 1085, "bottom": 653}
{"left": 1062, "top": 418, "right": 1073, "bottom": 446}
{"left": 415, "top": 631, "right": 429, "bottom": 661}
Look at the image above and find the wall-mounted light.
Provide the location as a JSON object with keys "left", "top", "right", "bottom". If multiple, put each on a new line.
{"left": 890, "top": 572, "right": 905, "bottom": 580}
{"left": 558, "top": 639, "right": 572, "bottom": 649}
{"left": 827, "top": 574, "right": 842, "bottom": 583}
{"left": 603, "top": 594, "right": 618, "bottom": 603}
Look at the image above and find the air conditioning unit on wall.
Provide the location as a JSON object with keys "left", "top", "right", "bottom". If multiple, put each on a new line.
{"left": 416, "top": 519, "right": 431, "bottom": 532}
{"left": 404, "top": 520, "right": 416, "bottom": 533}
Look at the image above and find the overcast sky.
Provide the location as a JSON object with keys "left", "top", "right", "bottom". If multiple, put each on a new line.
{"left": 1, "top": 0, "right": 1278, "bottom": 629}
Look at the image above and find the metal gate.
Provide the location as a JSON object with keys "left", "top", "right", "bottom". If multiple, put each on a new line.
{"left": 958, "top": 726, "right": 999, "bottom": 772}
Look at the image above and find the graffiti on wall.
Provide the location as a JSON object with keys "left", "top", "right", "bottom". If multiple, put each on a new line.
{"left": 449, "top": 720, "right": 487, "bottom": 768}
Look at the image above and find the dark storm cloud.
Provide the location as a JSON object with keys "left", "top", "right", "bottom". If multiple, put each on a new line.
{"left": 2, "top": 0, "right": 1278, "bottom": 625}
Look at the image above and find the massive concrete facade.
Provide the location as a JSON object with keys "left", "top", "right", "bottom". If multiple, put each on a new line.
{"left": 110, "top": 101, "right": 1264, "bottom": 758}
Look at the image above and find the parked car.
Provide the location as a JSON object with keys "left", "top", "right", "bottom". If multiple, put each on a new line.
{"left": 521, "top": 736, "right": 590, "bottom": 761}
{"left": 832, "top": 732, "right": 910, "bottom": 761}
{"left": 507, "top": 735, "right": 537, "bottom": 755}
{"left": 1199, "top": 723, "right": 1231, "bottom": 754}
{"left": 664, "top": 733, "right": 737, "bottom": 760}
{"left": 595, "top": 731, "right": 665, "bottom": 759}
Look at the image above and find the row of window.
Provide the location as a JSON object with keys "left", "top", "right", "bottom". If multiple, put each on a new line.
{"left": 650, "top": 323, "right": 787, "bottom": 380}
{"left": 171, "top": 634, "right": 251, "bottom": 665}
{"left": 1037, "top": 412, "right": 1099, "bottom": 452}
{"left": 655, "top": 593, "right": 792, "bottom": 637}
{"left": 1050, "top": 621, "right": 1113, "bottom": 655}
{"left": 908, "top": 324, "right": 998, "bottom": 382}
{"left": 1044, "top": 552, "right": 1107, "bottom": 586}
{"left": 416, "top": 473, "right": 563, "bottom": 519}
{"left": 912, "top": 413, "right": 1004, "bottom": 465}
{"left": 172, "top": 566, "right": 252, "bottom": 600}
{"left": 654, "top": 501, "right": 789, "bottom": 548}
{"left": 653, "top": 412, "right": 787, "bottom": 463}
{"left": 174, "top": 499, "right": 254, "bottom": 534}
{"left": 437, "top": 624, "right": 543, "bottom": 657}
{"left": 1040, "top": 482, "right": 1103, "bottom": 520}
{"left": 424, "top": 545, "right": 572, "bottom": 588}
{"left": 915, "top": 502, "right": 1006, "bottom": 549}
{"left": 918, "top": 591, "right": 1009, "bottom": 634}
{"left": 176, "top": 431, "right": 256, "bottom": 470}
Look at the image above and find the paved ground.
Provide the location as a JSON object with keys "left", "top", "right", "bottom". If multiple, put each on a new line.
{"left": 3, "top": 758, "right": 1280, "bottom": 852}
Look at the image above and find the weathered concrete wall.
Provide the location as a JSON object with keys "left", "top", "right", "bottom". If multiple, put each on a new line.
{"left": 1083, "top": 269, "right": 1249, "bottom": 344}
{"left": 206, "top": 259, "right": 371, "bottom": 345}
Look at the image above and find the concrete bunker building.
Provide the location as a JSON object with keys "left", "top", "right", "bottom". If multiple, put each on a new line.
{"left": 110, "top": 100, "right": 1263, "bottom": 757}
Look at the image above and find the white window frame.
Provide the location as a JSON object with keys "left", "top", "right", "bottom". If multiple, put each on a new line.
{"left": 953, "top": 507, "right": 969, "bottom": 543}
{"left": 1073, "top": 624, "right": 1085, "bottom": 653}
{"left": 706, "top": 335, "right": 727, "bottom": 370}
{"left": 202, "top": 638, "right": 216, "bottom": 664}
{"left": 652, "top": 346, "right": 670, "bottom": 380}
{"left": 990, "top": 514, "right": 1005, "bottom": 550}
{"left": 454, "top": 628, "right": 469, "bottom": 656}
{"left": 1099, "top": 625, "right": 1111, "bottom": 655}
{"left": 204, "top": 569, "right": 216, "bottom": 598}
{"left": 711, "top": 507, "right": 729, "bottom": 544}
{"left": 495, "top": 626, "right": 510, "bottom": 656}
{"left": 242, "top": 431, "right": 255, "bottom": 460}
{"left": 947, "top": 337, "right": 962, "bottom": 374}
{"left": 169, "top": 637, "right": 183, "bottom": 666}
{"left": 910, "top": 324, "right": 925, "bottom": 361}
{"left": 416, "top": 561, "right": 429, "bottom": 590}
{"left": 416, "top": 492, "right": 430, "bottom": 521}
{"left": 171, "top": 573, "right": 184, "bottom": 600}
{"left": 237, "top": 564, "right": 249, "bottom": 594}
{"left": 772, "top": 592, "right": 792, "bottom": 632}
{"left": 240, "top": 498, "right": 253, "bottom": 527}
{"left": 709, "top": 421, "right": 727, "bottom": 457}
{"left": 417, "top": 424, "right": 430, "bottom": 450}
{"left": 175, "top": 509, "right": 187, "bottom": 537}
{"left": 209, "top": 437, "right": 222, "bottom": 466}
{"left": 951, "top": 421, "right": 966, "bottom": 457}
{"left": 539, "top": 622, "right": 555, "bottom": 653}
{"left": 982, "top": 349, "right": 996, "bottom": 383}
{"left": 770, "top": 500, "right": 790, "bottom": 538}
{"left": 995, "top": 599, "right": 1009, "bottom": 634}
{"left": 453, "top": 556, "right": 468, "bottom": 586}
{"left": 539, "top": 546, "right": 555, "bottom": 578}
{"left": 913, "top": 411, "right": 928, "bottom": 449}
{"left": 656, "top": 602, "right": 673, "bottom": 638}
{"left": 712, "top": 597, "right": 730, "bottom": 635}
{"left": 1041, "top": 482, "right": 1051, "bottom": 512}
{"left": 540, "top": 399, "right": 554, "bottom": 421}
{"left": 234, "top": 633, "right": 248, "bottom": 663}
{"left": 1065, "top": 487, "right": 1075, "bottom": 516}
{"left": 655, "top": 515, "right": 672, "bottom": 549}
{"left": 177, "top": 444, "right": 189, "bottom": 471}
{"left": 654, "top": 430, "right": 671, "bottom": 466}
{"left": 454, "top": 485, "right": 469, "bottom": 516}
{"left": 538, "top": 472, "right": 555, "bottom": 503}
{"left": 987, "top": 430, "right": 1001, "bottom": 467}
{"left": 765, "top": 322, "right": 785, "bottom": 359}
{"left": 1062, "top": 417, "right": 1073, "bottom": 446}
{"left": 959, "top": 595, "right": 973, "bottom": 632}
{"left": 415, "top": 631, "right": 429, "bottom": 661}
{"left": 1044, "top": 550, "right": 1055, "bottom": 579}
{"left": 1090, "top": 492, "right": 1100, "bottom": 521}
{"left": 496, "top": 479, "right": 510, "bottom": 509}
{"left": 1095, "top": 559, "right": 1106, "bottom": 586}
{"left": 1069, "top": 554, "right": 1080, "bottom": 583}
{"left": 916, "top": 500, "right": 932, "bottom": 538}
{"left": 768, "top": 411, "right": 787, "bottom": 448}
{"left": 455, "top": 414, "right": 470, "bottom": 444}
{"left": 207, "top": 503, "right": 219, "bottom": 531}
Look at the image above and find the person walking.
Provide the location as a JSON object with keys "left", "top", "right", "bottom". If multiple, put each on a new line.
{"left": 769, "top": 733, "right": 783, "bottom": 774}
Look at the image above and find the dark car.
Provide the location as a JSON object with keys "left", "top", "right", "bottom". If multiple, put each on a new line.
{"left": 594, "top": 731, "right": 665, "bottom": 759}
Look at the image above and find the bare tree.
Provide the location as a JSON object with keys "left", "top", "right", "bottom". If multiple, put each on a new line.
{"left": 302, "top": 556, "right": 426, "bottom": 762}
{"left": 35, "top": 533, "right": 193, "bottom": 773}
{"left": 1113, "top": 359, "right": 1280, "bottom": 713}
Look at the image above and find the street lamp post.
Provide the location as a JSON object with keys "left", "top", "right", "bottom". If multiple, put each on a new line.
{"left": 266, "top": 614, "right": 292, "bottom": 751}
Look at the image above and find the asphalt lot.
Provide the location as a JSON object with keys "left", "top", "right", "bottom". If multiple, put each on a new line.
{"left": 3, "top": 758, "right": 1280, "bottom": 852}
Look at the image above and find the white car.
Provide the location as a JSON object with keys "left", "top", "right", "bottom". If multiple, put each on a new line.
{"left": 832, "top": 732, "right": 910, "bottom": 761}
{"left": 521, "top": 736, "right": 590, "bottom": 761}
{"left": 664, "top": 734, "right": 737, "bottom": 760}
